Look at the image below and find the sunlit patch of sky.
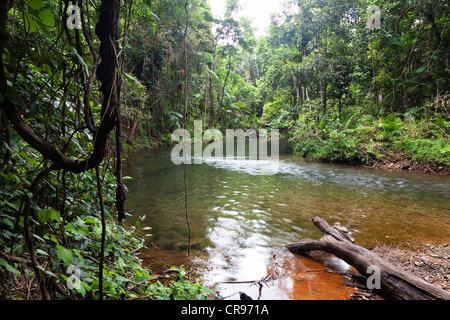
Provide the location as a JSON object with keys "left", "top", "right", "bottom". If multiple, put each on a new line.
{"left": 207, "top": 0, "right": 285, "bottom": 37}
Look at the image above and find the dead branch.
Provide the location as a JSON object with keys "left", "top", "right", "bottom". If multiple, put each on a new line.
{"left": 286, "top": 217, "right": 450, "bottom": 300}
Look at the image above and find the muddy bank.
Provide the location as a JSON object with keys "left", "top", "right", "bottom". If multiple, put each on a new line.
{"left": 347, "top": 242, "right": 449, "bottom": 300}
{"left": 370, "top": 150, "right": 450, "bottom": 175}
{"left": 139, "top": 241, "right": 450, "bottom": 300}
{"left": 371, "top": 242, "right": 450, "bottom": 292}
{"left": 300, "top": 152, "right": 449, "bottom": 175}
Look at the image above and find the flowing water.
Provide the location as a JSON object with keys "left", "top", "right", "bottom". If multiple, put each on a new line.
{"left": 123, "top": 145, "right": 450, "bottom": 300}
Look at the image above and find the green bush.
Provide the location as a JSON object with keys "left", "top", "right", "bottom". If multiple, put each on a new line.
{"left": 378, "top": 115, "right": 402, "bottom": 137}
{"left": 261, "top": 100, "right": 286, "bottom": 126}
{"left": 294, "top": 132, "right": 366, "bottom": 164}
{"left": 292, "top": 110, "right": 450, "bottom": 169}
{"left": 0, "top": 139, "right": 213, "bottom": 300}
{"left": 400, "top": 138, "right": 450, "bottom": 165}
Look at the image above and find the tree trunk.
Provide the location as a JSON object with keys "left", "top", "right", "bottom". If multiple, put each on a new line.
{"left": 1, "top": 0, "right": 121, "bottom": 173}
{"left": 321, "top": 26, "right": 328, "bottom": 114}
{"left": 290, "top": 75, "right": 297, "bottom": 107}
{"left": 203, "top": 76, "right": 208, "bottom": 126}
{"left": 286, "top": 217, "right": 450, "bottom": 300}
{"left": 218, "top": 53, "right": 232, "bottom": 128}
{"left": 370, "top": 36, "right": 380, "bottom": 118}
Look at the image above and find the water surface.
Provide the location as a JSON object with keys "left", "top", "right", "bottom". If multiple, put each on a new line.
{"left": 124, "top": 147, "right": 450, "bottom": 299}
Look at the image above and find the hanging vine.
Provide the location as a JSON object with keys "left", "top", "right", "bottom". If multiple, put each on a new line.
{"left": 0, "top": 0, "right": 128, "bottom": 299}
{"left": 183, "top": 0, "right": 192, "bottom": 256}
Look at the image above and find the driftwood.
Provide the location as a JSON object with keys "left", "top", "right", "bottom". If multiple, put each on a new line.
{"left": 286, "top": 217, "right": 450, "bottom": 300}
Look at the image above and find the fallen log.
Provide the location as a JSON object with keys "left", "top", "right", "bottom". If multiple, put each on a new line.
{"left": 286, "top": 217, "right": 450, "bottom": 300}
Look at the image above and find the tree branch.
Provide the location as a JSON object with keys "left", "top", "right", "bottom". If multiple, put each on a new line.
{"left": 286, "top": 217, "right": 450, "bottom": 300}
{"left": 0, "top": 0, "right": 120, "bottom": 174}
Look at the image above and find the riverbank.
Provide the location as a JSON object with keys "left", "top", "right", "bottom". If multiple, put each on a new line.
{"left": 373, "top": 242, "right": 449, "bottom": 292}
{"left": 348, "top": 242, "right": 449, "bottom": 300}
{"left": 137, "top": 239, "right": 450, "bottom": 300}
{"left": 292, "top": 117, "right": 450, "bottom": 175}
{"left": 370, "top": 150, "right": 450, "bottom": 175}
{"left": 124, "top": 117, "right": 450, "bottom": 176}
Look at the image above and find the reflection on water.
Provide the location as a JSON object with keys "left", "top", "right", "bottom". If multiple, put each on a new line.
{"left": 124, "top": 147, "right": 450, "bottom": 300}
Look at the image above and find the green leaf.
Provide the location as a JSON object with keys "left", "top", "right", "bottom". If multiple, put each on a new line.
{"left": 23, "top": 12, "right": 40, "bottom": 33}
{"left": 4, "top": 201, "right": 20, "bottom": 212}
{"left": 207, "top": 68, "right": 219, "bottom": 80}
{"left": 84, "top": 217, "right": 96, "bottom": 224}
{"left": 116, "top": 276, "right": 131, "bottom": 283}
{"left": 0, "top": 258, "right": 21, "bottom": 275}
{"left": 415, "top": 64, "right": 426, "bottom": 74}
{"left": 146, "top": 8, "right": 159, "bottom": 21}
{"left": 69, "top": 47, "right": 90, "bottom": 77}
{"left": 38, "top": 9, "right": 55, "bottom": 27}
{"left": 65, "top": 223, "right": 76, "bottom": 233}
{"left": 171, "top": 111, "right": 183, "bottom": 118}
{"left": 2, "top": 217, "right": 14, "bottom": 229}
{"left": 37, "top": 209, "right": 52, "bottom": 224}
{"left": 56, "top": 245, "right": 74, "bottom": 265}
{"left": 37, "top": 208, "right": 60, "bottom": 223}
{"left": 52, "top": 210, "right": 61, "bottom": 222}
{"left": 28, "top": 0, "right": 44, "bottom": 10}
{"left": 234, "top": 101, "right": 246, "bottom": 109}
{"left": 73, "top": 249, "right": 84, "bottom": 263}
{"left": 124, "top": 72, "right": 140, "bottom": 84}
{"left": 12, "top": 242, "right": 24, "bottom": 254}
{"left": 203, "top": 52, "right": 214, "bottom": 64}
{"left": 33, "top": 233, "right": 46, "bottom": 242}
{"left": 36, "top": 249, "right": 49, "bottom": 256}
{"left": 77, "top": 281, "right": 87, "bottom": 297}
{"left": 76, "top": 226, "right": 90, "bottom": 236}
{"left": 42, "top": 63, "right": 52, "bottom": 74}
{"left": 37, "top": 265, "right": 57, "bottom": 278}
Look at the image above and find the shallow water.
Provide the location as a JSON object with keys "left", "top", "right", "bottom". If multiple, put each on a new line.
{"left": 123, "top": 146, "right": 450, "bottom": 299}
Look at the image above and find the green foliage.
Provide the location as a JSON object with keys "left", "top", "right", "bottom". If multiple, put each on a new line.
{"left": 378, "top": 116, "right": 403, "bottom": 138}
{"left": 0, "top": 141, "right": 213, "bottom": 299}
{"left": 2, "top": 0, "right": 450, "bottom": 301}
{"left": 251, "top": 0, "right": 450, "bottom": 170}
{"left": 0, "top": 0, "right": 214, "bottom": 300}
{"left": 400, "top": 138, "right": 450, "bottom": 166}
{"left": 37, "top": 208, "right": 60, "bottom": 224}
{"left": 293, "top": 110, "right": 450, "bottom": 168}
{"left": 294, "top": 127, "right": 367, "bottom": 164}
{"left": 147, "top": 268, "right": 215, "bottom": 300}
{"left": 23, "top": 0, "right": 55, "bottom": 33}
{"left": 56, "top": 245, "right": 74, "bottom": 266}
